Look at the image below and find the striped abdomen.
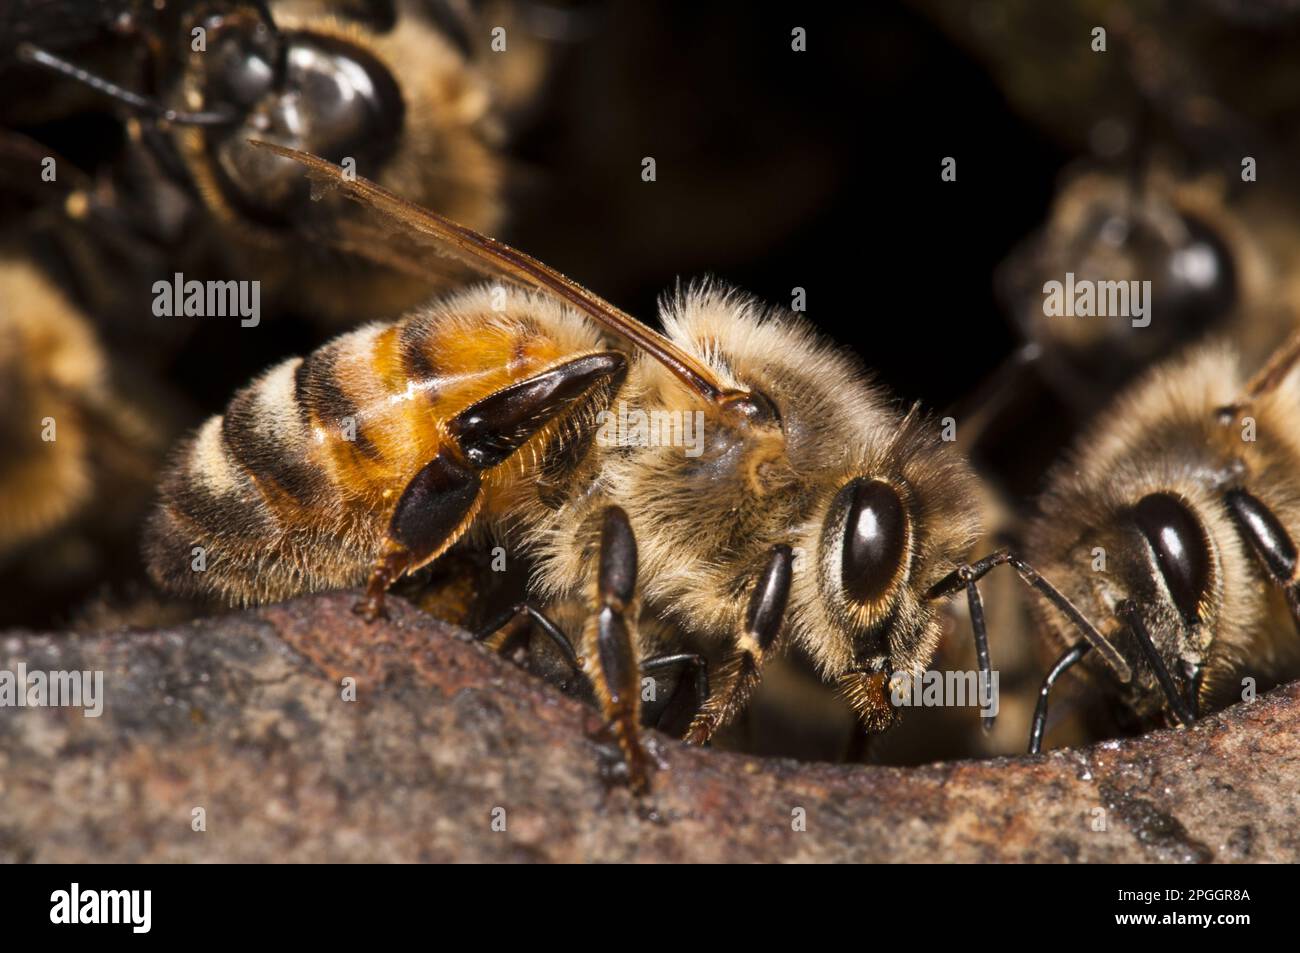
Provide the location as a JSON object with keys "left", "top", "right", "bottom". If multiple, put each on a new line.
{"left": 145, "top": 286, "right": 604, "bottom": 605}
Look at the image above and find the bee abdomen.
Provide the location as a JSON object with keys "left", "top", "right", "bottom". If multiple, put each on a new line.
{"left": 145, "top": 356, "right": 369, "bottom": 605}
{"left": 222, "top": 357, "right": 327, "bottom": 506}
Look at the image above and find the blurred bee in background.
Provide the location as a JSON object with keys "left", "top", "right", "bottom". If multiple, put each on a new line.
{"left": 998, "top": 165, "right": 1234, "bottom": 410}
{"left": 0, "top": 256, "right": 114, "bottom": 556}
{"left": 978, "top": 331, "right": 1300, "bottom": 753}
{"left": 909, "top": 0, "right": 1300, "bottom": 758}
{"left": 964, "top": 160, "right": 1300, "bottom": 504}
{"left": 8, "top": 0, "right": 523, "bottom": 325}
{"left": 921, "top": 0, "right": 1300, "bottom": 489}
{"left": 143, "top": 145, "right": 1113, "bottom": 790}
{"left": 908, "top": 0, "right": 1294, "bottom": 167}
{"left": 0, "top": 252, "right": 174, "bottom": 625}
{"left": 994, "top": 162, "right": 1300, "bottom": 414}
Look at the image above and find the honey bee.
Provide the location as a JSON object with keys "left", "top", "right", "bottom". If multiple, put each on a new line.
{"left": 0, "top": 254, "right": 109, "bottom": 555}
{"left": 0, "top": 253, "right": 165, "bottom": 574}
{"left": 966, "top": 160, "right": 1300, "bottom": 512}
{"left": 998, "top": 163, "right": 1242, "bottom": 408}
{"left": 14, "top": 0, "right": 508, "bottom": 324}
{"left": 145, "top": 143, "right": 1079, "bottom": 791}
{"left": 994, "top": 332, "right": 1300, "bottom": 753}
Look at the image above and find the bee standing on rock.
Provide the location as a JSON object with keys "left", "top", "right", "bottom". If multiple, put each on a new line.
{"left": 147, "top": 144, "right": 1098, "bottom": 790}
{"left": 1003, "top": 333, "right": 1300, "bottom": 752}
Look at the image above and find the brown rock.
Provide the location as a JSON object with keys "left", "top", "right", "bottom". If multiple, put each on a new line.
{"left": 1, "top": 592, "right": 1297, "bottom": 862}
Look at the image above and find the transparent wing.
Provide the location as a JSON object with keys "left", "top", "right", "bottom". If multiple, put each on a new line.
{"left": 249, "top": 140, "right": 739, "bottom": 404}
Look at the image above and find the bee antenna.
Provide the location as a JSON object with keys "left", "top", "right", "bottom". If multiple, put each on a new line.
{"left": 928, "top": 549, "right": 1133, "bottom": 684}
{"left": 17, "top": 44, "right": 238, "bottom": 127}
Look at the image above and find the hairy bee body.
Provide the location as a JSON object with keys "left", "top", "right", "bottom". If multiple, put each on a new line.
{"left": 1028, "top": 341, "right": 1300, "bottom": 726}
{"left": 526, "top": 285, "right": 983, "bottom": 689}
{"left": 145, "top": 144, "right": 996, "bottom": 786}
{"left": 0, "top": 255, "right": 108, "bottom": 554}
{"left": 147, "top": 285, "right": 603, "bottom": 603}
{"left": 147, "top": 280, "right": 982, "bottom": 709}
{"left": 0, "top": 251, "right": 167, "bottom": 614}
{"left": 172, "top": 1, "right": 507, "bottom": 323}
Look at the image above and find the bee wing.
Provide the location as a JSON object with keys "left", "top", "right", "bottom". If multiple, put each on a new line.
{"left": 248, "top": 140, "right": 739, "bottom": 405}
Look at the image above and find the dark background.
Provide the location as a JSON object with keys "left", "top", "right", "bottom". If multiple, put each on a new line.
{"left": 151, "top": 0, "right": 1059, "bottom": 416}
{"left": 504, "top": 0, "right": 1057, "bottom": 411}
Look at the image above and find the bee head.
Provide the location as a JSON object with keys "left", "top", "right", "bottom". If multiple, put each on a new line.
{"left": 1111, "top": 492, "right": 1217, "bottom": 721}
{"left": 180, "top": 6, "right": 405, "bottom": 224}
{"left": 1006, "top": 171, "right": 1238, "bottom": 400}
{"left": 1031, "top": 486, "right": 1223, "bottom": 724}
{"left": 805, "top": 413, "right": 983, "bottom": 730}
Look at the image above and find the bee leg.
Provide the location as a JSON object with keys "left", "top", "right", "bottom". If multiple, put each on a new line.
{"left": 1185, "top": 663, "right": 1204, "bottom": 720}
{"left": 956, "top": 566, "right": 996, "bottom": 733}
{"left": 354, "top": 453, "right": 482, "bottom": 622}
{"left": 641, "top": 652, "right": 709, "bottom": 737}
{"left": 1028, "top": 642, "right": 1090, "bottom": 754}
{"left": 476, "top": 601, "right": 581, "bottom": 671}
{"left": 355, "top": 351, "right": 628, "bottom": 622}
{"left": 684, "top": 544, "right": 793, "bottom": 745}
{"left": 584, "top": 506, "right": 652, "bottom": 794}
{"left": 928, "top": 551, "right": 1132, "bottom": 685}
{"left": 355, "top": 548, "right": 417, "bottom": 622}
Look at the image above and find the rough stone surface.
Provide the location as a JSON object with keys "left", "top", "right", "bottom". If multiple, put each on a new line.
{"left": 1, "top": 592, "right": 1297, "bottom": 862}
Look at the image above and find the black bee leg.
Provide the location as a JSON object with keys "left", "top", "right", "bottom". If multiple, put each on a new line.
{"left": 1185, "top": 662, "right": 1204, "bottom": 720}
{"left": 476, "top": 601, "right": 581, "bottom": 671}
{"left": 641, "top": 652, "right": 709, "bottom": 737}
{"left": 1029, "top": 642, "right": 1090, "bottom": 754}
{"left": 583, "top": 506, "right": 651, "bottom": 793}
{"left": 354, "top": 453, "right": 481, "bottom": 622}
{"left": 355, "top": 352, "right": 627, "bottom": 622}
{"left": 928, "top": 550, "right": 1132, "bottom": 684}
{"left": 956, "top": 565, "right": 996, "bottom": 733}
{"left": 684, "top": 544, "right": 793, "bottom": 745}
{"left": 354, "top": 549, "right": 414, "bottom": 622}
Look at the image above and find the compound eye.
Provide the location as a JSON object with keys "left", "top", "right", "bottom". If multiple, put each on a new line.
{"left": 1164, "top": 215, "right": 1237, "bottom": 327}
{"left": 208, "top": 22, "right": 278, "bottom": 107}
{"left": 838, "top": 478, "right": 909, "bottom": 604}
{"left": 1132, "top": 493, "right": 1211, "bottom": 625}
{"left": 211, "top": 33, "right": 404, "bottom": 223}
